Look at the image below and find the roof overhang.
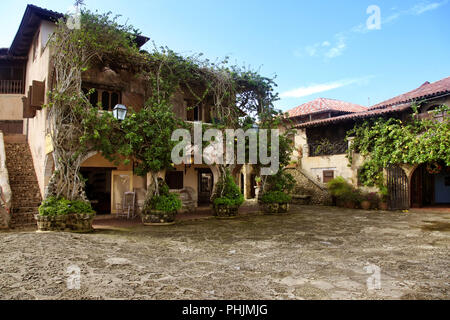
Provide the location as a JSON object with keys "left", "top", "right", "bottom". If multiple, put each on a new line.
{"left": 295, "top": 103, "right": 411, "bottom": 129}
{"left": 8, "top": 5, "right": 149, "bottom": 57}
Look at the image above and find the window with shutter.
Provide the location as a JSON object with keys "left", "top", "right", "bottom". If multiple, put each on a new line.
{"left": 30, "top": 80, "right": 45, "bottom": 107}
{"left": 323, "top": 170, "right": 334, "bottom": 183}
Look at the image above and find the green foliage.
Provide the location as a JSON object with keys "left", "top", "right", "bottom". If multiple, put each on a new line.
{"left": 212, "top": 170, "right": 245, "bottom": 207}
{"left": 326, "top": 176, "right": 363, "bottom": 204}
{"left": 143, "top": 181, "right": 182, "bottom": 213}
{"left": 82, "top": 100, "right": 185, "bottom": 177}
{"left": 260, "top": 191, "right": 292, "bottom": 204}
{"left": 347, "top": 105, "right": 450, "bottom": 188}
{"left": 39, "top": 197, "right": 95, "bottom": 216}
{"left": 265, "top": 170, "right": 295, "bottom": 193}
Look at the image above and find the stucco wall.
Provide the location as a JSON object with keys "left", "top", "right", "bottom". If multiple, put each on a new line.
{"left": 0, "top": 132, "right": 12, "bottom": 209}
{"left": 0, "top": 95, "right": 23, "bottom": 120}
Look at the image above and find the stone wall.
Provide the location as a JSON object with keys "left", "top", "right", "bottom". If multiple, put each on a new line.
{"left": 285, "top": 166, "right": 332, "bottom": 205}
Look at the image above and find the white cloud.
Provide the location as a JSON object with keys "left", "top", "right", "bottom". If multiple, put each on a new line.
{"left": 280, "top": 76, "right": 373, "bottom": 98}
{"left": 296, "top": 1, "right": 448, "bottom": 59}
{"left": 411, "top": 1, "right": 447, "bottom": 14}
{"left": 324, "top": 34, "right": 346, "bottom": 59}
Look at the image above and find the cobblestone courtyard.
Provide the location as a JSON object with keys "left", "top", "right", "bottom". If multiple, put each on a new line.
{"left": 0, "top": 205, "right": 449, "bottom": 300}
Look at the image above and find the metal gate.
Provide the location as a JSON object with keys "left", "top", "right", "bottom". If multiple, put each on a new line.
{"left": 386, "top": 165, "right": 409, "bottom": 210}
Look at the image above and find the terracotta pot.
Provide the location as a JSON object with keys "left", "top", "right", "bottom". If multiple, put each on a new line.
{"left": 344, "top": 201, "right": 356, "bottom": 209}
{"left": 379, "top": 202, "right": 388, "bottom": 211}
{"left": 142, "top": 210, "right": 177, "bottom": 225}
{"left": 361, "top": 200, "right": 371, "bottom": 210}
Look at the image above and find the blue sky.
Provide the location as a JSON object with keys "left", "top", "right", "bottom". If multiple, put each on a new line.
{"left": 1, "top": 0, "right": 449, "bottom": 111}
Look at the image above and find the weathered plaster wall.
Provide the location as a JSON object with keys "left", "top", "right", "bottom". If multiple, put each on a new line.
{"left": 24, "top": 22, "right": 54, "bottom": 196}
{"left": 0, "top": 95, "right": 23, "bottom": 120}
{"left": 0, "top": 132, "right": 12, "bottom": 209}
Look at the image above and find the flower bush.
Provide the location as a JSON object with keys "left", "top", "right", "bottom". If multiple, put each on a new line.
{"left": 38, "top": 197, "right": 95, "bottom": 216}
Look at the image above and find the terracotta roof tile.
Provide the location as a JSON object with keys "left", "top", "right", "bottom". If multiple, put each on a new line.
{"left": 287, "top": 98, "right": 366, "bottom": 118}
{"left": 296, "top": 103, "right": 411, "bottom": 128}
{"left": 370, "top": 76, "right": 450, "bottom": 110}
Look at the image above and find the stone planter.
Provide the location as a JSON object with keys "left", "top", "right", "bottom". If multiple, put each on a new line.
{"left": 213, "top": 204, "right": 239, "bottom": 218}
{"left": 278, "top": 202, "right": 290, "bottom": 213}
{"left": 35, "top": 214, "right": 95, "bottom": 232}
{"left": 260, "top": 202, "right": 290, "bottom": 214}
{"left": 35, "top": 214, "right": 68, "bottom": 232}
{"left": 361, "top": 200, "right": 371, "bottom": 210}
{"left": 142, "top": 210, "right": 177, "bottom": 225}
{"left": 68, "top": 214, "right": 95, "bottom": 233}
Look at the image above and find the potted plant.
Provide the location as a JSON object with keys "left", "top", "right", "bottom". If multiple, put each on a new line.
{"left": 141, "top": 183, "right": 182, "bottom": 225}
{"left": 260, "top": 191, "right": 292, "bottom": 214}
{"left": 212, "top": 171, "right": 244, "bottom": 218}
{"left": 36, "top": 197, "right": 96, "bottom": 232}
{"left": 259, "top": 170, "right": 294, "bottom": 214}
{"left": 379, "top": 186, "right": 389, "bottom": 210}
{"left": 361, "top": 193, "right": 376, "bottom": 210}
{"left": 327, "top": 176, "right": 354, "bottom": 208}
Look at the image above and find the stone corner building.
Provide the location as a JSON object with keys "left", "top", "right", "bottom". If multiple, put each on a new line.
{"left": 285, "top": 77, "right": 450, "bottom": 210}
{"left": 0, "top": 5, "right": 259, "bottom": 227}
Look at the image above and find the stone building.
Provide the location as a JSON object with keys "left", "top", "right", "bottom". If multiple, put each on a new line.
{"left": 0, "top": 5, "right": 257, "bottom": 225}
{"left": 287, "top": 77, "right": 450, "bottom": 209}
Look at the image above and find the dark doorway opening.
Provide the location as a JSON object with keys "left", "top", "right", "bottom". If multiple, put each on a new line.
{"left": 411, "top": 165, "right": 450, "bottom": 208}
{"left": 198, "top": 168, "right": 213, "bottom": 206}
{"left": 80, "top": 167, "right": 113, "bottom": 215}
{"left": 250, "top": 174, "right": 257, "bottom": 199}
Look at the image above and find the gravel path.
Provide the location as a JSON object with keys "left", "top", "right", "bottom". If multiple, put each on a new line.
{"left": 0, "top": 205, "right": 449, "bottom": 300}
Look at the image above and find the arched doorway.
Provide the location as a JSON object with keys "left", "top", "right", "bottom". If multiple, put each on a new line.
{"left": 411, "top": 164, "right": 450, "bottom": 208}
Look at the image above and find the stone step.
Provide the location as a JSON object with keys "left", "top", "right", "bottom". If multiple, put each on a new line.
{"left": 5, "top": 141, "right": 42, "bottom": 228}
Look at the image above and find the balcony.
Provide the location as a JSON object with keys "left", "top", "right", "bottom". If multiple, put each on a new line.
{"left": 0, "top": 80, "right": 24, "bottom": 94}
{"left": 308, "top": 140, "right": 348, "bottom": 157}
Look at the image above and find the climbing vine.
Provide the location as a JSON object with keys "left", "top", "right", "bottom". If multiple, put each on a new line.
{"left": 347, "top": 105, "right": 450, "bottom": 188}
{"left": 46, "top": 6, "right": 289, "bottom": 208}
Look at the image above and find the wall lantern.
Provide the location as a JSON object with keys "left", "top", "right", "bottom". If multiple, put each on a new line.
{"left": 113, "top": 104, "right": 127, "bottom": 121}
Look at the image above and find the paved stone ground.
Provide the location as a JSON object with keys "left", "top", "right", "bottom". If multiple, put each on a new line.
{"left": 0, "top": 205, "right": 449, "bottom": 300}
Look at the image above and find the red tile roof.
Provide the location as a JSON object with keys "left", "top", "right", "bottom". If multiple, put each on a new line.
{"left": 370, "top": 76, "right": 450, "bottom": 110}
{"left": 287, "top": 98, "right": 366, "bottom": 118}
{"left": 296, "top": 103, "right": 411, "bottom": 128}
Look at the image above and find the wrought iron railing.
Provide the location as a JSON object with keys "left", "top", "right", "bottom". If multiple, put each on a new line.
{"left": 308, "top": 141, "right": 348, "bottom": 157}
{"left": 0, "top": 80, "right": 24, "bottom": 94}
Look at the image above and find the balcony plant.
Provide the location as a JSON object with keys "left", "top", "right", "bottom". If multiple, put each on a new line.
{"left": 36, "top": 197, "right": 95, "bottom": 232}
{"left": 212, "top": 170, "right": 244, "bottom": 218}
{"left": 141, "top": 181, "right": 182, "bottom": 225}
